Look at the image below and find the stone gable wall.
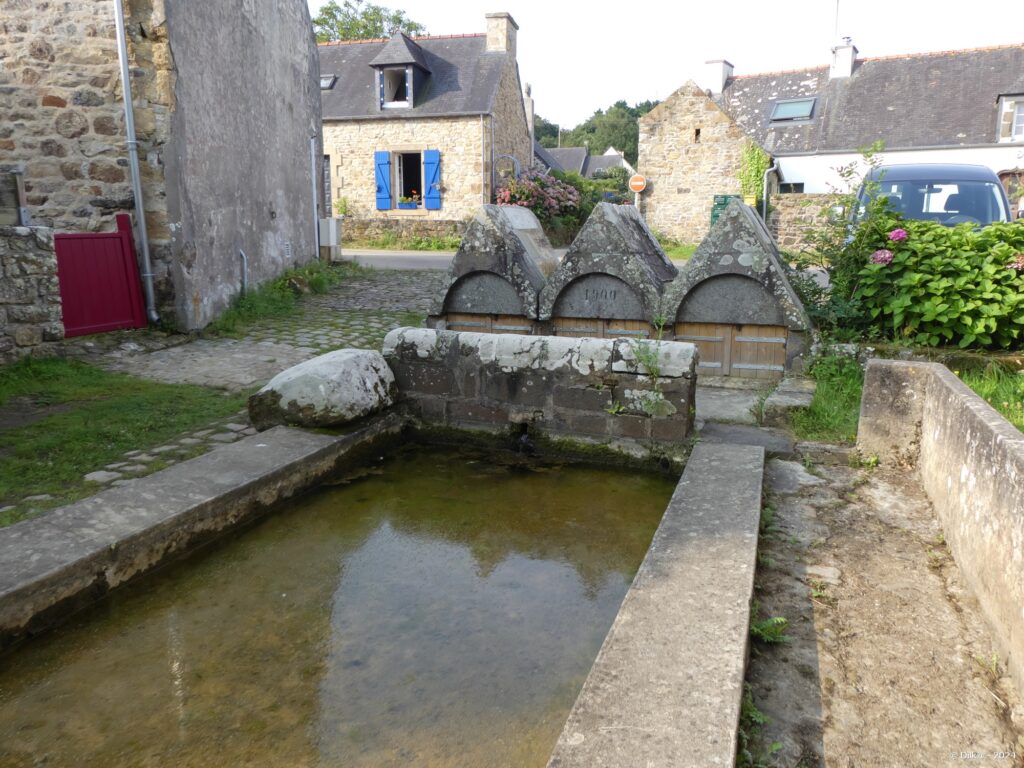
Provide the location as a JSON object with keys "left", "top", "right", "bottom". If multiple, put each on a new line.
{"left": 0, "top": 226, "right": 63, "bottom": 362}
{"left": 490, "top": 60, "right": 532, "bottom": 187}
{"left": 323, "top": 116, "right": 485, "bottom": 226}
{"left": 638, "top": 85, "right": 748, "bottom": 244}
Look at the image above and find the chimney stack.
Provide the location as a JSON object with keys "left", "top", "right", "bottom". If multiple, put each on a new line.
{"left": 830, "top": 37, "right": 857, "bottom": 78}
{"left": 486, "top": 12, "right": 518, "bottom": 56}
{"left": 703, "top": 59, "right": 734, "bottom": 97}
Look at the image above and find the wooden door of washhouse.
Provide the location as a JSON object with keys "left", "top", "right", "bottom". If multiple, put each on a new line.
{"left": 552, "top": 318, "right": 652, "bottom": 339}
{"left": 674, "top": 322, "right": 787, "bottom": 380}
{"left": 446, "top": 313, "right": 534, "bottom": 334}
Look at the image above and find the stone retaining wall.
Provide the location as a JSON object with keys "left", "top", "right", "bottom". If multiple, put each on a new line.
{"left": 0, "top": 226, "right": 63, "bottom": 361}
{"left": 383, "top": 328, "right": 697, "bottom": 449}
{"left": 858, "top": 359, "right": 1024, "bottom": 694}
{"left": 767, "top": 193, "right": 828, "bottom": 252}
{"left": 341, "top": 216, "right": 466, "bottom": 243}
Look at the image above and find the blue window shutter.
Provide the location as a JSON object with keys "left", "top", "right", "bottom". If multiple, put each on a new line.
{"left": 374, "top": 151, "right": 391, "bottom": 210}
{"left": 424, "top": 149, "right": 441, "bottom": 210}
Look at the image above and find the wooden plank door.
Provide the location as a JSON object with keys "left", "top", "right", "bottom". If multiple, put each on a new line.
{"left": 730, "top": 324, "right": 787, "bottom": 380}
{"left": 674, "top": 322, "right": 730, "bottom": 376}
{"left": 447, "top": 313, "right": 492, "bottom": 333}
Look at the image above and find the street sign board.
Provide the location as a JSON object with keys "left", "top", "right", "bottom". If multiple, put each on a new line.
{"left": 628, "top": 174, "right": 647, "bottom": 193}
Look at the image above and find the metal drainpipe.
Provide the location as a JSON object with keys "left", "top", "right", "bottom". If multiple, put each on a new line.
{"left": 114, "top": 0, "right": 159, "bottom": 323}
{"left": 309, "top": 136, "right": 320, "bottom": 258}
{"left": 762, "top": 162, "right": 779, "bottom": 221}
{"left": 480, "top": 115, "right": 486, "bottom": 204}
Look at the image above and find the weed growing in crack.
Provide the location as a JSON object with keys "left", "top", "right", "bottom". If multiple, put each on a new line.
{"left": 737, "top": 684, "right": 783, "bottom": 768}
{"left": 750, "top": 602, "right": 790, "bottom": 645}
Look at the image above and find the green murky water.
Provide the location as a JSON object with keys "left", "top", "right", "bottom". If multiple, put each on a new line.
{"left": 0, "top": 447, "right": 673, "bottom": 768}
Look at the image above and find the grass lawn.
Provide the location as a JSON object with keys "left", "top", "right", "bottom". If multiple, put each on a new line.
{"left": 663, "top": 242, "right": 697, "bottom": 261}
{"left": 0, "top": 358, "right": 246, "bottom": 527}
{"left": 791, "top": 356, "right": 864, "bottom": 444}
{"left": 958, "top": 365, "right": 1024, "bottom": 431}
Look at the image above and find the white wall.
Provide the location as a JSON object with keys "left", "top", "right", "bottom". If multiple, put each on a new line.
{"left": 778, "top": 145, "right": 1024, "bottom": 193}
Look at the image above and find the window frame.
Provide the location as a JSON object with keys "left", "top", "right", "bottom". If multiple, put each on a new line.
{"left": 319, "top": 74, "right": 337, "bottom": 90}
{"left": 769, "top": 97, "right": 816, "bottom": 123}
{"left": 380, "top": 66, "right": 411, "bottom": 109}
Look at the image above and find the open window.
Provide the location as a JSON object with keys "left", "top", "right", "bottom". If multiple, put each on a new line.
{"left": 998, "top": 95, "right": 1024, "bottom": 142}
{"left": 770, "top": 98, "right": 815, "bottom": 122}
{"left": 381, "top": 67, "right": 409, "bottom": 108}
{"left": 374, "top": 149, "right": 442, "bottom": 210}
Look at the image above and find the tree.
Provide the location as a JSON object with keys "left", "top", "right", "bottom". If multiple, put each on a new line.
{"left": 534, "top": 114, "right": 560, "bottom": 148}
{"left": 555, "top": 100, "right": 659, "bottom": 165}
{"left": 313, "top": 0, "right": 426, "bottom": 42}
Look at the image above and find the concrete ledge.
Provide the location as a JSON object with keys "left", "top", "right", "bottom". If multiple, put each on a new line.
{"left": 858, "top": 359, "right": 1024, "bottom": 694}
{"left": 547, "top": 442, "right": 764, "bottom": 767}
{"left": 0, "top": 414, "right": 405, "bottom": 649}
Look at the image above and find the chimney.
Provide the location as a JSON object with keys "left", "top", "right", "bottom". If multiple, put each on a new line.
{"left": 703, "top": 59, "right": 734, "bottom": 97}
{"left": 486, "top": 12, "right": 518, "bottom": 56}
{"left": 523, "top": 82, "right": 535, "bottom": 148}
{"left": 830, "top": 37, "right": 857, "bottom": 78}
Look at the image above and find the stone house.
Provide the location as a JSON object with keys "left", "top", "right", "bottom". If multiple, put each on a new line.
{"left": 639, "top": 43, "right": 1024, "bottom": 246}
{"left": 536, "top": 146, "right": 635, "bottom": 178}
{"left": 318, "top": 12, "right": 532, "bottom": 241}
{"left": 0, "top": 0, "right": 323, "bottom": 334}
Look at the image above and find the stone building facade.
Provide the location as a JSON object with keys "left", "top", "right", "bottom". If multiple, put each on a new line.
{"left": 767, "top": 193, "right": 828, "bottom": 253}
{"left": 318, "top": 13, "right": 531, "bottom": 237}
{"left": 637, "top": 83, "right": 749, "bottom": 244}
{"left": 0, "top": 0, "right": 323, "bottom": 331}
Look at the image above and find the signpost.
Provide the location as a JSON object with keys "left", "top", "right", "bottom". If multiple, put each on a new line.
{"left": 628, "top": 174, "right": 647, "bottom": 214}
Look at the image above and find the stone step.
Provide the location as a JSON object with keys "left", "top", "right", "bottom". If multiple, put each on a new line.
{"left": 698, "top": 421, "right": 796, "bottom": 459}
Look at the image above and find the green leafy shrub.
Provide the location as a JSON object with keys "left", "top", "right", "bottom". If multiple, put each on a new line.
{"left": 854, "top": 219, "right": 1024, "bottom": 348}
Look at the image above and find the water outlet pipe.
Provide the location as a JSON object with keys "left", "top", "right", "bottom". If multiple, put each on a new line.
{"left": 114, "top": 0, "right": 159, "bottom": 324}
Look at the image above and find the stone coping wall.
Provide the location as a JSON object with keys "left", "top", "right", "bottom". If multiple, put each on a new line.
{"left": 0, "top": 226, "right": 63, "bottom": 362}
{"left": 383, "top": 327, "right": 697, "bottom": 449}
{"left": 858, "top": 359, "right": 1024, "bottom": 693}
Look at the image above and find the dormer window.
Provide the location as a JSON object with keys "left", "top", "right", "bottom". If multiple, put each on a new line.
{"left": 998, "top": 95, "right": 1024, "bottom": 142}
{"left": 770, "top": 97, "right": 816, "bottom": 122}
{"left": 381, "top": 67, "right": 410, "bottom": 108}
{"left": 320, "top": 74, "right": 337, "bottom": 90}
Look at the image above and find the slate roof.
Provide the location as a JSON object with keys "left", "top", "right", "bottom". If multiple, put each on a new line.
{"left": 718, "top": 44, "right": 1024, "bottom": 155}
{"left": 533, "top": 141, "right": 564, "bottom": 172}
{"left": 546, "top": 147, "right": 587, "bottom": 174}
{"left": 368, "top": 33, "right": 431, "bottom": 72}
{"left": 319, "top": 34, "right": 508, "bottom": 120}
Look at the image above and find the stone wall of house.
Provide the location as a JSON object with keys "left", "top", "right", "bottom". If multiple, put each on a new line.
{"left": 767, "top": 193, "right": 829, "bottom": 253}
{"left": 490, "top": 60, "right": 532, "bottom": 187}
{"left": 0, "top": 226, "right": 63, "bottom": 362}
{"left": 0, "top": 0, "right": 133, "bottom": 233}
{"left": 638, "top": 83, "right": 747, "bottom": 244}
{"left": 0, "top": 0, "right": 322, "bottom": 332}
{"left": 324, "top": 116, "right": 485, "bottom": 228}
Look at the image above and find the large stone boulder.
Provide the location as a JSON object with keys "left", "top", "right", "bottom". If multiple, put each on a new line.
{"left": 248, "top": 349, "right": 396, "bottom": 430}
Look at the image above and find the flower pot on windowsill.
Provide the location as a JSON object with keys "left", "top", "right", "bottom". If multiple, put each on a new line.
{"left": 397, "top": 202, "right": 419, "bottom": 210}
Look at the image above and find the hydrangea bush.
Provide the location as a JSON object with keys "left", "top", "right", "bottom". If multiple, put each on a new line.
{"left": 854, "top": 217, "right": 1024, "bottom": 348}
{"left": 494, "top": 169, "right": 581, "bottom": 224}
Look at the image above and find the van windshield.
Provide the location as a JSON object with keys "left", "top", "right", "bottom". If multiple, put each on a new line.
{"left": 862, "top": 179, "right": 1010, "bottom": 225}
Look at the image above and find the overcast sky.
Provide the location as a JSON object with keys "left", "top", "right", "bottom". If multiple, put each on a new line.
{"left": 306, "top": 0, "right": 1024, "bottom": 127}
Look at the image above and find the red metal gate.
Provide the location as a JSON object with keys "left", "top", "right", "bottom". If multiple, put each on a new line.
{"left": 55, "top": 214, "right": 148, "bottom": 337}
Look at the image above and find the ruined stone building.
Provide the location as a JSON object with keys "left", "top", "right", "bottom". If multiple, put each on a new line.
{"left": 638, "top": 42, "right": 1024, "bottom": 246}
{"left": 318, "top": 12, "right": 532, "bottom": 241}
{"left": 0, "top": 0, "right": 323, "bottom": 332}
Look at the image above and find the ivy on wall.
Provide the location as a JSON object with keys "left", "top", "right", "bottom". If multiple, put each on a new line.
{"left": 739, "top": 141, "right": 772, "bottom": 201}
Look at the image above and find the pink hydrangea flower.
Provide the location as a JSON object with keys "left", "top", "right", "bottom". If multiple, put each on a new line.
{"left": 870, "top": 249, "right": 894, "bottom": 265}
{"left": 888, "top": 228, "right": 908, "bottom": 241}
{"left": 1008, "top": 253, "right": 1024, "bottom": 272}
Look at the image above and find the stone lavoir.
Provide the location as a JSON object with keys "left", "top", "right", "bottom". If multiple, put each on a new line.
{"left": 429, "top": 199, "right": 812, "bottom": 378}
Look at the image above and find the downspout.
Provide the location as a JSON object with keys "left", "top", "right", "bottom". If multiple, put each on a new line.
{"left": 489, "top": 115, "right": 495, "bottom": 201}
{"left": 114, "top": 0, "right": 159, "bottom": 323}
{"left": 480, "top": 114, "right": 487, "bottom": 205}
{"left": 309, "top": 136, "right": 320, "bottom": 257}
{"left": 762, "top": 162, "right": 779, "bottom": 221}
